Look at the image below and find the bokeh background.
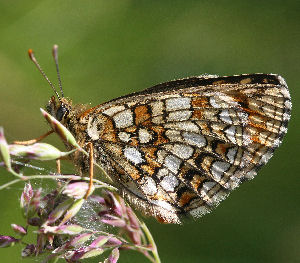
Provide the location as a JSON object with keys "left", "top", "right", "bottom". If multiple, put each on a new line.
{"left": 0, "top": 1, "right": 299, "bottom": 262}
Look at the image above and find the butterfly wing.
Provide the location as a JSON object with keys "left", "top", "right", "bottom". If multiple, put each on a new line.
{"left": 85, "top": 74, "right": 291, "bottom": 223}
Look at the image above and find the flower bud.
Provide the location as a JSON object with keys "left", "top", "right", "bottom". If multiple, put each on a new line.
{"left": 0, "top": 235, "right": 18, "bottom": 248}
{"left": 105, "top": 191, "right": 123, "bottom": 218}
{"left": 126, "top": 207, "right": 140, "bottom": 230}
{"left": 45, "top": 198, "right": 74, "bottom": 225}
{"left": 101, "top": 215, "right": 126, "bottom": 228}
{"left": 27, "top": 217, "right": 42, "bottom": 226}
{"left": 9, "top": 143, "right": 72, "bottom": 161}
{"left": 41, "top": 224, "right": 84, "bottom": 235}
{"left": 89, "top": 195, "right": 106, "bottom": 205}
{"left": 90, "top": 235, "right": 110, "bottom": 248}
{"left": 11, "top": 224, "right": 27, "bottom": 236}
{"left": 59, "top": 199, "right": 84, "bottom": 225}
{"left": 63, "top": 181, "right": 94, "bottom": 199}
{"left": 40, "top": 108, "right": 79, "bottom": 148}
{"left": 20, "top": 183, "right": 36, "bottom": 218}
{"left": 68, "top": 233, "right": 92, "bottom": 248}
{"left": 106, "top": 237, "right": 122, "bottom": 247}
{"left": 80, "top": 248, "right": 104, "bottom": 259}
{"left": 20, "top": 183, "right": 33, "bottom": 209}
{"left": 21, "top": 244, "right": 36, "bottom": 257}
{"left": 105, "top": 247, "right": 120, "bottom": 263}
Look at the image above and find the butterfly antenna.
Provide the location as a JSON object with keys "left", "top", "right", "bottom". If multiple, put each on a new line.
{"left": 28, "top": 48, "right": 60, "bottom": 100}
{"left": 52, "top": 44, "right": 64, "bottom": 97}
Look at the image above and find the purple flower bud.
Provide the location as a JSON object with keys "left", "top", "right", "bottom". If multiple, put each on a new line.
{"left": 63, "top": 181, "right": 94, "bottom": 199}
{"left": 11, "top": 224, "right": 27, "bottom": 236}
{"left": 90, "top": 235, "right": 110, "bottom": 248}
{"left": 65, "top": 247, "right": 104, "bottom": 260}
{"left": 45, "top": 198, "right": 73, "bottom": 225}
{"left": 21, "top": 188, "right": 41, "bottom": 219}
{"left": 105, "top": 247, "right": 120, "bottom": 263}
{"left": 20, "top": 183, "right": 37, "bottom": 218}
{"left": 68, "top": 233, "right": 92, "bottom": 248}
{"left": 0, "top": 235, "right": 19, "bottom": 248}
{"left": 126, "top": 207, "right": 140, "bottom": 230}
{"left": 20, "top": 183, "right": 33, "bottom": 209}
{"left": 65, "top": 247, "right": 86, "bottom": 261}
{"left": 104, "top": 191, "right": 123, "bottom": 217}
{"left": 0, "top": 127, "right": 11, "bottom": 170}
{"left": 30, "top": 188, "right": 41, "bottom": 211}
{"left": 101, "top": 215, "right": 126, "bottom": 228}
{"left": 40, "top": 108, "right": 79, "bottom": 148}
{"left": 21, "top": 244, "right": 36, "bottom": 257}
{"left": 9, "top": 143, "right": 72, "bottom": 161}
{"left": 89, "top": 195, "right": 105, "bottom": 205}
{"left": 80, "top": 248, "right": 104, "bottom": 259}
{"left": 128, "top": 230, "right": 141, "bottom": 246}
{"left": 106, "top": 237, "right": 122, "bottom": 247}
{"left": 41, "top": 224, "right": 84, "bottom": 235}
{"left": 59, "top": 199, "right": 84, "bottom": 225}
{"left": 54, "top": 232, "right": 93, "bottom": 254}
{"left": 27, "top": 217, "right": 42, "bottom": 226}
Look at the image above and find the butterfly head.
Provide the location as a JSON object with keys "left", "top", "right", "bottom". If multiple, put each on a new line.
{"left": 46, "top": 96, "right": 73, "bottom": 122}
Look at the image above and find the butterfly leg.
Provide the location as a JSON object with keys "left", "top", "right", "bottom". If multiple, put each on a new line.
{"left": 84, "top": 142, "right": 94, "bottom": 199}
{"left": 13, "top": 130, "right": 54, "bottom": 145}
{"left": 56, "top": 159, "right": 61, "bottom": 174}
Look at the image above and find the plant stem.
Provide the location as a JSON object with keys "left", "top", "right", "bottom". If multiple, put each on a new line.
{"left": 0, "top": 174, "right": 117, "bottom": 191}
{"left": 0, "top": 178, "right": 22, "bottom": 190}
{"left": 140, "top": 221, "right": 161, "bottom": 263}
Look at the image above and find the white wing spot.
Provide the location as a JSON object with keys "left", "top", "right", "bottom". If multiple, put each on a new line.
{"left": 166, "top": 97, "right": 191, "bottom": 111}
{"left": 182, "top": 131, "right": 207, "bottom": 148}
{"left": 113, "top": 109, "right": 133, "bottom": 128}
{"left": 124, "top": 147, "right": 144, "bottom": 165}
{"left": 259, "top": 150, "right": 273, "bottom": 165}
{"left": 164, "top": 155, "right": 182, "bottom": 174}
{"left": 167, "top": 110, "right": 192, "bottom": 122}
{"left": 245, "top": 170, "right": 257, "bottom": 180}
{"left": 160, "top": 175, "right": 179, "bottom": 192}
{"left": 150, "top": 101, "right": 164, "bottom": 116}
{"left": 151, "top": 200, "right": 174, "bottom": 211}
{"left": 284, "top": 100, "right": 292, "bottom": 110}
{"left": 227, "top": 147, "right": 238, "bottom": 163}
{"left": 87, "top": 120, "right": 100, "bottom": 140}
{"left": 237, "top": 111, "right": 249, "bottom": 125}
{"left": 172, "top": 144, "right": 194, "bottom": 159}
{"left": 103, "top": 105, "right": 126, "bottom": 116}
{"left": 219, "top": 109, "right": 232, "bottom": 124}
{"left": 138, "top": 128, "right": 152, "bottom": 144}
{"left": 211, "top": 161, "right": 230, "bottom": 181}
{"left": 224, "top": 126, "right": 236, "bottom": 144}
{"left": 210, "top": 97, "right": 221, "bottom": 108}
{"left": 201, "top": 182, "right": 217, "bottom": 193}
{"left": 141, "top": 177, "right": 157, "bottom": 196}
{"left": 118, "top": 132, "right": 131, "bottom": 142}
{"left": 164, "top": 121, "right": 199, "bottom": 133}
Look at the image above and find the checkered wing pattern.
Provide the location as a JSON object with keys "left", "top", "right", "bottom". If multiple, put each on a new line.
{"left": 84, "top": 74, "right": 291, "bottom": 223}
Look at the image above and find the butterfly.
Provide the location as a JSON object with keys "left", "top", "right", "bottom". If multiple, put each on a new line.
{"left": 30, "top": 46, "right": 291, "bottom": 224}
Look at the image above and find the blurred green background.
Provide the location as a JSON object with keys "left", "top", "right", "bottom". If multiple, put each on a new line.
{"left": 0, "top": 1, "right": 299, "bottom": 262}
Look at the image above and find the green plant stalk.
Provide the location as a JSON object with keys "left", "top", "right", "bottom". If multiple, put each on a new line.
{"left": 140, "top": 221, "right": 161, "bottom": 263}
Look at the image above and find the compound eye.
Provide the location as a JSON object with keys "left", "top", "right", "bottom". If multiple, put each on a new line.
{"left": 56, "top": 105, "right": 67, "bottom": 121}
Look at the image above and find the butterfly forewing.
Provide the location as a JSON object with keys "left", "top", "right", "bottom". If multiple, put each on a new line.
{"left": 79, "top": 74, "right": 291, "bottom": 223}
